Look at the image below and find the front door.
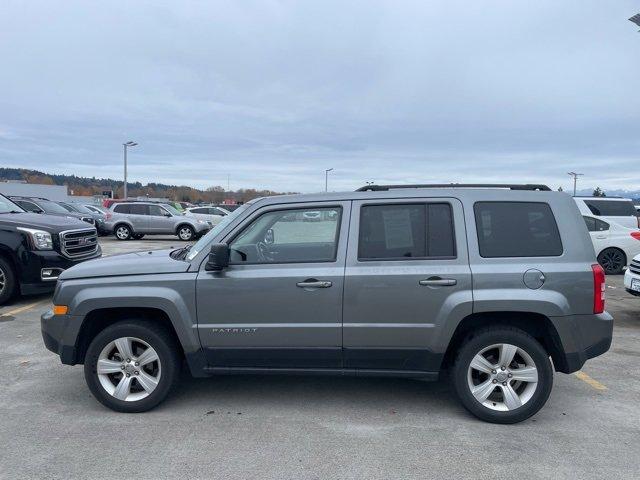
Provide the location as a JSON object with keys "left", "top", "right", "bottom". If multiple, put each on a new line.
{"left": 342, "top": 198, "right": 472, "bottom": 372}
{"left": 147, "top": 204, "right": 177, "bottom": 233}
{"left": 196, "top": 201, "right": 351, "bottom": 369}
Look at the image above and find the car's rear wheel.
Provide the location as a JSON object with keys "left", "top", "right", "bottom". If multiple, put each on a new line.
{"left": 114, "top": 224, "right": 132, "bottom": 241}
{"left": 177, "top": 225, "right": 195, "bottom": 241}
{"left": 598, "top": 248, "right": 625, "bottom": 275}
{"left": 84, "top": 321, "right": 181, "bottom": 412}
{"left": 452, "top": 326, "right": 553, "bottom": 424}
{"left": 0, "top": 257, "right": 16, "bottom": 305}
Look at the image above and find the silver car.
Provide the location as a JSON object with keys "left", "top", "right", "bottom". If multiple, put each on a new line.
{"left": 105, "top": 202, "right": 210, "bottom": 241}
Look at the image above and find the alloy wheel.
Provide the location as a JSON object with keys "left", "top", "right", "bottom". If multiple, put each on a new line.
{"left": 97, "top": 337, "right": 161, "bottom": 402}
{"left": 467, "top": 343, "right": 538, "bottom": 412}
{"left": 116, "top": 227, "right": 130, "bottom": 240}
{"left": 0, "top": 268, "right": 5, "bottom": 295}
{"left": 178, "top": 227, "right": 193, "bottom": 240}
{"left": 599, "top": 249, "right": 624, "bottom": 274}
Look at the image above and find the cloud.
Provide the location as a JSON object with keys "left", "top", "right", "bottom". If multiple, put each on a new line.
{"left": 0, "top": 0, "right": 638, "bottom": 192}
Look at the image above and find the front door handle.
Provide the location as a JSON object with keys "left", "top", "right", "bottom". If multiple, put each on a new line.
{"left": 296, "top": 279, "right": 333, "bottom": 288}
{"left": 419, "top": 277, "right": 457, "bottom": 287}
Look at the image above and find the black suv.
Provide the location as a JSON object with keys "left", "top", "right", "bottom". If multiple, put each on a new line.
{"left": 10, "top": 196, "right": 96, "bottom": 227}
{"left": 0, "top": 194, "right": 101, "bottom": 305}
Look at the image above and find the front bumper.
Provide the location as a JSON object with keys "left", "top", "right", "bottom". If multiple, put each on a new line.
{"left": 19, "top": 247, "right": 102, "bottom": 296}
{"left": 549, "top": 312, "right": 613, "bottom": 373}
{"left": 41, "top": 310, "right": 84, "bottom": 364}
{"left": 623, "top": 268, "right": 640, "bottom": 296}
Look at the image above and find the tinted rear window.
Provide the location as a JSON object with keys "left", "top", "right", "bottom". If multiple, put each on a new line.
{"left": 584, "top": 200, "right": 636, "bottom": 216}
{"left": 113, "top": 204, "right": 130, "bottom": 214}
{"left": 358, "top": 203, "right": 455, "bottom": 260}
{"left": 474, "top": 202, "right": 563, "bottom": 258}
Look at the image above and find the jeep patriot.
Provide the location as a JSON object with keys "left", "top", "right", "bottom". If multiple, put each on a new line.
{"left": 41, "top": 184, "right": 612, "bottom": 423}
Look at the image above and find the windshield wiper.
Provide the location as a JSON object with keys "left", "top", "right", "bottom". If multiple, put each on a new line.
{"left": 171, "top": 245, "right": 192, "bottom": 260}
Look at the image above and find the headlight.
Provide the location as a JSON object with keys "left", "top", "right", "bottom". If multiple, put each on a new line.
{"left": 17, "top": 227, "right": 53, "bottom": 250}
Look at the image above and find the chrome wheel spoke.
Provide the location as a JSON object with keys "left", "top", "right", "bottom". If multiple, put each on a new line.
{"left": 510, "top": 366, "right": 538, "bottom": 383}
{"left": 114, "top": 338, "right": 133, "bottom": 360}
{"left": 470, "top": 354, "right": 495, "bottom": 374}
{"left": 113, "top": 375, "right": 133, "bottom": 400}
{"left": 136, "top": 347, "right": 159, "bottom": 366}
{"left": 472, "top": 379, "right": 496, "bottom": 402}
{"left": 498, "top": 344, "right": 518, "bottom": 367}
{"left": 137, "top": 371, "right": 159, "bottom": 393}
{"left": 97, "top": 359, "right": 122, "bottom": 374}
{"left": 501, "top": 384, "right": 522, "bottom": 410}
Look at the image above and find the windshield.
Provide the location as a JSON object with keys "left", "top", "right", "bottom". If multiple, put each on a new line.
{"left": 87, "top": 204, "right": 109, "bottom": 213}
{"left": 162, "top": 204, "right": 183, "bottom": 216}
{"left": 66, "top": 203, "right": 94, "bottom": 214}
{"left": 38, "top": 199, "right": 73, "bottom": 214}
{"left": 0, "top": 195, "right": 25, "bottom": 213}
{"left": 186, "top": 203, "right": 250, "bottom": 261}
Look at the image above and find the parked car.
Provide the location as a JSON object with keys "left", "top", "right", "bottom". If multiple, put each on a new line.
{"left": 42, "top": 184, "right": 612, "bottom": 423}
{"left": 583, "top": 216, "right": 640, "bottom": 274}
{"left": 10, "top": 196, "right": 96, "bottom": 227}
{"left": 0, "top": 194, "right": 100, "bottom": 305}
{"left": 105, "top": 202, "right": 210, "bottom": 241}
{"left": 574, "top": 197, "right": 639, "bottom": 229}
{"left": 184, "top": 206, "right": 229, "bottom": 225}
{"left": 624, "top": 254, "right": 640, "bottom": 296}
{"left": 57, "top": 201, "right": 108, "bottom": 235}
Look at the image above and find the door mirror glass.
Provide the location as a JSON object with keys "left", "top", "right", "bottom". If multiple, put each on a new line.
{"left": 205, "top": 243, "right": 230, "bottom": 271}
{"left": 264, "top": 228, "right": 275, "bottom": 244}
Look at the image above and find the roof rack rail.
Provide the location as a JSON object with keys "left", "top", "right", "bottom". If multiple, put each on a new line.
{"left": 356, "top": 183, "right": 551, "bottom": 192}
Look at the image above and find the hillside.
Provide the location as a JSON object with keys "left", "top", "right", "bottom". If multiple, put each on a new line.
{"left": 0, "top": 167, "right": 293, "bottom": 203}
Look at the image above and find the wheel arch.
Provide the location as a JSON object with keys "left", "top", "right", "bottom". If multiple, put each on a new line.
{"left": 441, "top": 311, "right": 566, "bottom": 373}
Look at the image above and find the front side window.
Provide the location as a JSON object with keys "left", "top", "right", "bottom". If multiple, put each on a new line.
{"left": 474, "top": 202, "right": 563, "bottom": 258}
{"left": 358, "top": 203, "right": 455, "bottom": 260}
{"left": 229, "top": 206, "right": 342, "bottom": 264}
{"left": 148, "top": 205, "right": 168, "bottom": 216}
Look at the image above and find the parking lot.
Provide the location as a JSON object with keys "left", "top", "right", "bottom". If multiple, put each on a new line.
{"left": 1, "top": 236, "right": 638, "bottom": 480}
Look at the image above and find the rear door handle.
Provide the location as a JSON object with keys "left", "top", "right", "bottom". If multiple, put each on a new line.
{"left": 419, "top": 277, "right": 457, "bottom": 287}
{"left": 296, "top": 279, "right": 333, "bottom": 288}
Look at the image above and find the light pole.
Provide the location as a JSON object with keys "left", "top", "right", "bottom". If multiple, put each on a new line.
{"left": 567, "top": 171, "right": 583, "bottom": 196}
{"left": 325, "top": 168, "right": 333, "bottom": 192}
{"left": 123, "top": 141, "right": 138, "bottom": 199}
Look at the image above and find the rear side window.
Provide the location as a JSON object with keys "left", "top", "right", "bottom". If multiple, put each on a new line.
{"left": 474, "top": 202, "right": 562, "bottom": 258}
{"left": 584, "top": 200, "right": 636, "bottom": 216}
{"left": 113, "top": 204, "right": 130, "bottom": 214}
{"left": 358, "top": 203, "right": 455, "bottom": 260}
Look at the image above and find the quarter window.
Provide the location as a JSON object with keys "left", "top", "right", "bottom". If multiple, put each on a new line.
{"left": 229, "top": 207, "right": 342, "bottom": 264}
{"left": 358, "top": 203, "right": 455, "bottom": 260}
{"left": 113, "top": 204, "right": 130, "bottom": 214}
{"left": 583, "top": 216, "right": 609, "bottom": 232}
{"left": 474, "top": 202, "right": 563, "bottom": 258}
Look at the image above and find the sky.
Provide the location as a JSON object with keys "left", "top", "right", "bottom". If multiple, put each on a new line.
{"left": 0, "top": 0, "right": 639, "bottom": 193}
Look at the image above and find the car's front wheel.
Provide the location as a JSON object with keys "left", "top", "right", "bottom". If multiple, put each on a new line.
{"left": 0, "top": 257, "right": 16, "bottom": 305}
{"left": 84, "top": 321, "right": 181, "bottom": 412}
{"left": 114, "top": 224, "right": 132, "bottom": 241}
{"left": 177, "top": 225, "right": 195, "bottom": 241}
{"left": 451, "top": 326, "right": 553, "bottom": 424}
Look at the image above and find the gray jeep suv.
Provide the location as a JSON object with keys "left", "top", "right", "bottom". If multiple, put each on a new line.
{"left": 105, "top": 202, "right": 210, "bottom": 241}
{"left": 41, "top": 184, "right": 612, "bottom": 423}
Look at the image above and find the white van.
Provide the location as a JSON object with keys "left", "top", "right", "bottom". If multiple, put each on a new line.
{"left": 574, "top": 197, "right": 639, "bottom": 229}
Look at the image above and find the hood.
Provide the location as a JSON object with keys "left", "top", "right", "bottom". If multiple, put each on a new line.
{"left": 0, "top": 212, "right": 90, "bottom": 232}
{"left": 59, "top": 248, "right": 190, "bottom": 280}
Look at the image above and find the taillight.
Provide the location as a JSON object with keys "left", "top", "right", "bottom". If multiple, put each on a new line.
{"left": 592, "top": 263, "right": 605, "bottom": 314}
{"left": 637, "top": 216, "right": 640, "bottom": 229}
{"left": 632, "top": 231, "right": 640, "bottom": 241}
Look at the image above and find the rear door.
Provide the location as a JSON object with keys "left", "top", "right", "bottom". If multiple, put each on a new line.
{"left": 342, "top": 198, "right": 472, "bottom": 372}
{"left": 127, "top": 204, "right": 149, "bottom": 232}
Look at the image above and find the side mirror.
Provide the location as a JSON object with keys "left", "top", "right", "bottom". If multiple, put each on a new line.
{"left": 205, "top": 243, "right": 230, "bottom": 271}
{"left": 163, "top": 212, "right": 172, "bottom": 217}
{"left": 264, "top": 228, "right": 275, "bottom": 244}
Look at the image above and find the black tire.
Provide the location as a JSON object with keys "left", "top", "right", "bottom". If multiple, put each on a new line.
{"left": 597, "top": 248, "right": 626, "bottom": 275}
{"left": 114, "top": 224, "right": 132, "bottom": 241}
{"left": 83, "top": 320, "right": 181, "bottom": 413}
{"left": 176, "top": 224, "right": 195, "bottom": 241}
{"left": 451, "top": 326, "right": 553, "bottom": 424}
{"left": 0, "top": 257, "right": 17, "bottom": 305}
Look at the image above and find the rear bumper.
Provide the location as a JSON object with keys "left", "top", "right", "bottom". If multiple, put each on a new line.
{"left": 549, "top": 312, "right": 613, "bottom": 373}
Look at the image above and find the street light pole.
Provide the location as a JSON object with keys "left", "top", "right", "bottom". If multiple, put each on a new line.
{"left": 325, "top": 168, "right": 334, "bottom": 192}
{"left": 567, "top": 171, "right": 583, "bottom": 196}
{"left": 123, "top": 141, "right": 138, "bottom": 199}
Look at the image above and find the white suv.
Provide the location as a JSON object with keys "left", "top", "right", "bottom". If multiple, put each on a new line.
{"left": 624, "top": 254, "right": 640, "bottom": 296}
{"left": 574, "top": 197, "right": 639, "bottom": 229}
